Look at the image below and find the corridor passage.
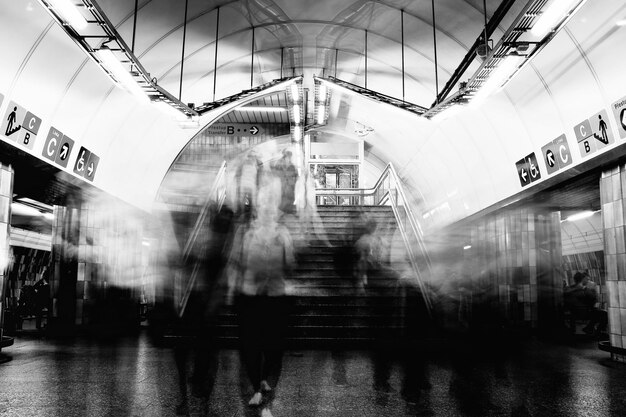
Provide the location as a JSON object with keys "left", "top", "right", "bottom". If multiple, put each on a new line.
{"left": 0, "top": 332, "right": 625, "bottom": 417}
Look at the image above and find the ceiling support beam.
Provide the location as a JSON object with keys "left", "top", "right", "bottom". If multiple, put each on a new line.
{"left": 401, "top": 9, "right": 405, "bottom": 102}
{"left": 213, "top": 6, "right": 220, "bottom": 102}
{"left": 364, "top": 30, "right": 368, "bottom": 90}
{"left": 431, "top": 0, "right": 518, "bottom": 107}
{"left": 179, "top": 0, "right": 189, "bottom": 101}
{"left": 251, "top": 26, "right": 255, "bottom": 88}
{"left": 431, "top": 0, "right": 439, "bottom": 105}
{"left": 131, "top": 0, "right": 139, "bottom": 53}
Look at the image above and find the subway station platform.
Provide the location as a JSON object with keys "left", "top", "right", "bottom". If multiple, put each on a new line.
{"left": 1, "top": 332, "right": 625, "bottom": 417}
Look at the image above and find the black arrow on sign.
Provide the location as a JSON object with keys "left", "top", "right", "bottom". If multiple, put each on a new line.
{"left": 520, "top": 168, "right": 528, "bottom": 182}
{"left": 546, "top": 150, "right": 555, "bottom": 167}
{"left": 250, "top": 126, "right": 259, "bottom": 135}
{"left": 59, "top": 144, "right": 69, "bottom": 160}
{"left": 87, "top": 163, "right": 94, "bottom": 177}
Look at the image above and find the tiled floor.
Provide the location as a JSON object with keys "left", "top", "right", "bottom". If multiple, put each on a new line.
{"left": 0, "top": 332, "right": 625, "bottom": 416}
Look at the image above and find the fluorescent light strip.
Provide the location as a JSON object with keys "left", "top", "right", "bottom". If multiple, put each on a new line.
{"left": 47, "top": 0, "right": 88, "bottom": 29}
{"left": 95, "top": 47, "right": 148, "bottom": 103}
{"left": 531, "top": 0, "right": 582, "bottom": 38}
{"left": 431, "top": 104, "right": 464, "bottom": 122}
{"left": 290, "top": 83, "right": 301, "bottom": 102}
{"left": 292, "top": 104, "right": 301, "bottom": 124}
{"left": 293, "top": 125, "right": 302, "bottom": 140}
{"left": 153, "top": 101, "right": 182, "bottom": 118}
{"left": 316, "top": 104, "right": 326, "bottom": 125}
{"left": 472, "top": 54, "right": 524, "bottom": 104}
{"left": 234, "top": 106, "right": 287, "bottom": 112}
{"left": 318, "top": 83, "right": 327, "bottom": 100}
{"left": 565, "top": 210, "right": 598, "bottom": 222}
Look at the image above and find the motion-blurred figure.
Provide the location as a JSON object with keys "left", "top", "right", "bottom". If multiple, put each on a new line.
{"left": 235, "top": 151, "right": 262, "bottom": 221}
{"left": 272, "top": 149, "right": 298, "bottom": 214}
{"left": 354, "top": 218, "right": 383, "bottom": 290}
{"left": 229, "top": 177, "right": 295, "bottom": 409}
{"left": 564, "top": 271, "right": 607, "bottom": 335}
{"left": 175, "top": 204, "right": 234, "bottom": 415}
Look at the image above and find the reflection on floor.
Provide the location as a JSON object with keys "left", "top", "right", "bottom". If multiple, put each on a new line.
{"left": 0, "top": 332, "right": 625, "bottom": 416}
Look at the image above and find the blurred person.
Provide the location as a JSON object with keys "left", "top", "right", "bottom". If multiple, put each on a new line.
{"left": 174, "top": 204, "right": 235, "bottom": 415}
{"left": 354, "top": 218, "right": 383, "bottom": 289}
{"left": 33, "top": 272, "right": 50, "bottom": 330}
{"left": 235, "top": 151, "right": 263, "bottom": 221}
{"left": 271, "top": 149, "right": 298, "bottom": 214}
{"left": 564, "top": 271, "right": 607, "bottom": 335}
{"left": 296, "top": 175, "right": 331, "bottom": 247}
{"left": 230, "top": 177, "right": 295, "bottom": 407}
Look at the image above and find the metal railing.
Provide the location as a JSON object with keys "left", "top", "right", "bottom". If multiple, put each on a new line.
{"left": 178, "top": 161, "right": 228, "bottom": 318}
{"left": 315, "top": 163, "right": 432, "bottom": 313}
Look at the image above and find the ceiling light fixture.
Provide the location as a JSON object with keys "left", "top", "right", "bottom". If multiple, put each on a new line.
{"left": 95, "top": 47, "right": 149, "bottom": 103}
{"left": 292, "top": 104, "right": 301, "bottom": 124}
{"left": 471, "top": 53, "right": 525, "bottom": 104}
{"left": 531, "top": 0, "right": 588, "bottom": 39}
{"left": 318, "top": 83, "right": 327, "bottom": 100}
{"left": 290, "top": 83, "right": 301, "bottom": 103}
{"left": 153, "top": 100, "right": 183, "bottom": 118}
{"left": 316, "top": 104, "right": 326, "bottom": 125}
{"left": 45, "top": 0, "right": 88, "bottom": 29}
{"left": 293, "top": 125, "right": 302, "bottom": 141}
{"left": 565, "top": 210, "right": 598, "bottom": 222}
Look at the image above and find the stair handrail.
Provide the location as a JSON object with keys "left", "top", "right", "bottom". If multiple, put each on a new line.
{"left": 178, "top": 161, "right": 228, "bottom": 318}
{"left": 315, "top": 163, "right": 432, "bottom": 314}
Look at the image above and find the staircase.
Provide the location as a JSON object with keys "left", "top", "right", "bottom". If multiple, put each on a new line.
{"left": 215, "top": 205, "right": 427, "bottom": 347}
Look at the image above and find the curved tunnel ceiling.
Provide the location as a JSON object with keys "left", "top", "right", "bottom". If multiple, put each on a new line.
{"left": 0, "top": 0, "right": 625, "bottom": 235}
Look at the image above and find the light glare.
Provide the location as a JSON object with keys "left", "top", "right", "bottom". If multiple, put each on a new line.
{"left": 96, "top": 48, "right": 149, "bottom": 103}
{"left": 48, "top": 0, "right": 88, "bottom": 29}
{"left": 531, "top": 0, "right": 580, "bottom": 38}
{"left": 472, "top": 54, "right": 524, "bottom": 104}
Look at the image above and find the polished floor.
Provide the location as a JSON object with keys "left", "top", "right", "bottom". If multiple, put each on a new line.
{"left": 0, "top": 332, "right": 625, "bottom": 416}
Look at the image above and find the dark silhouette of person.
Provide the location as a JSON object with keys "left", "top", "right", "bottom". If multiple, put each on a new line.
{"left": 33, "top": 274, "right": 50, "bottom": 330}
{"left": 174, "top": 203, "right": 234, "bottom": 415}
{"left": 272, "top": 149, "right": 298, "bottom": 214}
{"left": 598, "top": 115, "right": 608, "bottom": 144}
{"left": 6, "top": 106, "right": 19, "bottom": 136}
{"left": 232, "top": 181, "right": 295, "bottom": 408}
{"left": 564, "top": 271, "right": 607, "bottom": 335}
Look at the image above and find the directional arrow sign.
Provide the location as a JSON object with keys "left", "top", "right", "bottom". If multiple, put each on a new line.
{"left": 541, "top": 135, "right": 572, "bottom": 175}
{"left": 55, "top": 135, "right": 74, "bottom": 168}
{"left": 84, "top": 152, "right": 99, "bottom": 182}
{"left": 250, "top": 126, "right": 259, "bottom": 135}
{"left": 546, "top": 149, "right": 555, "bottom": 168}
{"left": 515, "top": 157, "right": 531, "bottom": 187}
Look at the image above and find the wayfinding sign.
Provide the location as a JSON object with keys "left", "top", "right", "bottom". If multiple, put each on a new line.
{"left": 515, "top": 152, "right": 541, "bottom": 187}
{"left": 612, "top": 96, "right": 626, "bottom": 139}
{"left": 0, "top": 101, "right": 42, "bottom": 150}
{"left": 574, "top": 109, "right": 614, "bottom": 158}
{"left": 204, "top": 123, "right": 263, "bottom": 136}
{"left": 42, "top": 126, "right": 75, "bottom": 168}
{"left": 540, "top": 134, "right": 572, "bottom": 175}
{"left": 73, "top": 146, "right": 99, "bottom": 182}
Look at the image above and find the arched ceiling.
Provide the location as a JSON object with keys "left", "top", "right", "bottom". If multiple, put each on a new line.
{"left": 93, "top": 0, "right": 506, "bottom": 107}
{"left": 1, "top": 0, "right": 625, "bottom": 237}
